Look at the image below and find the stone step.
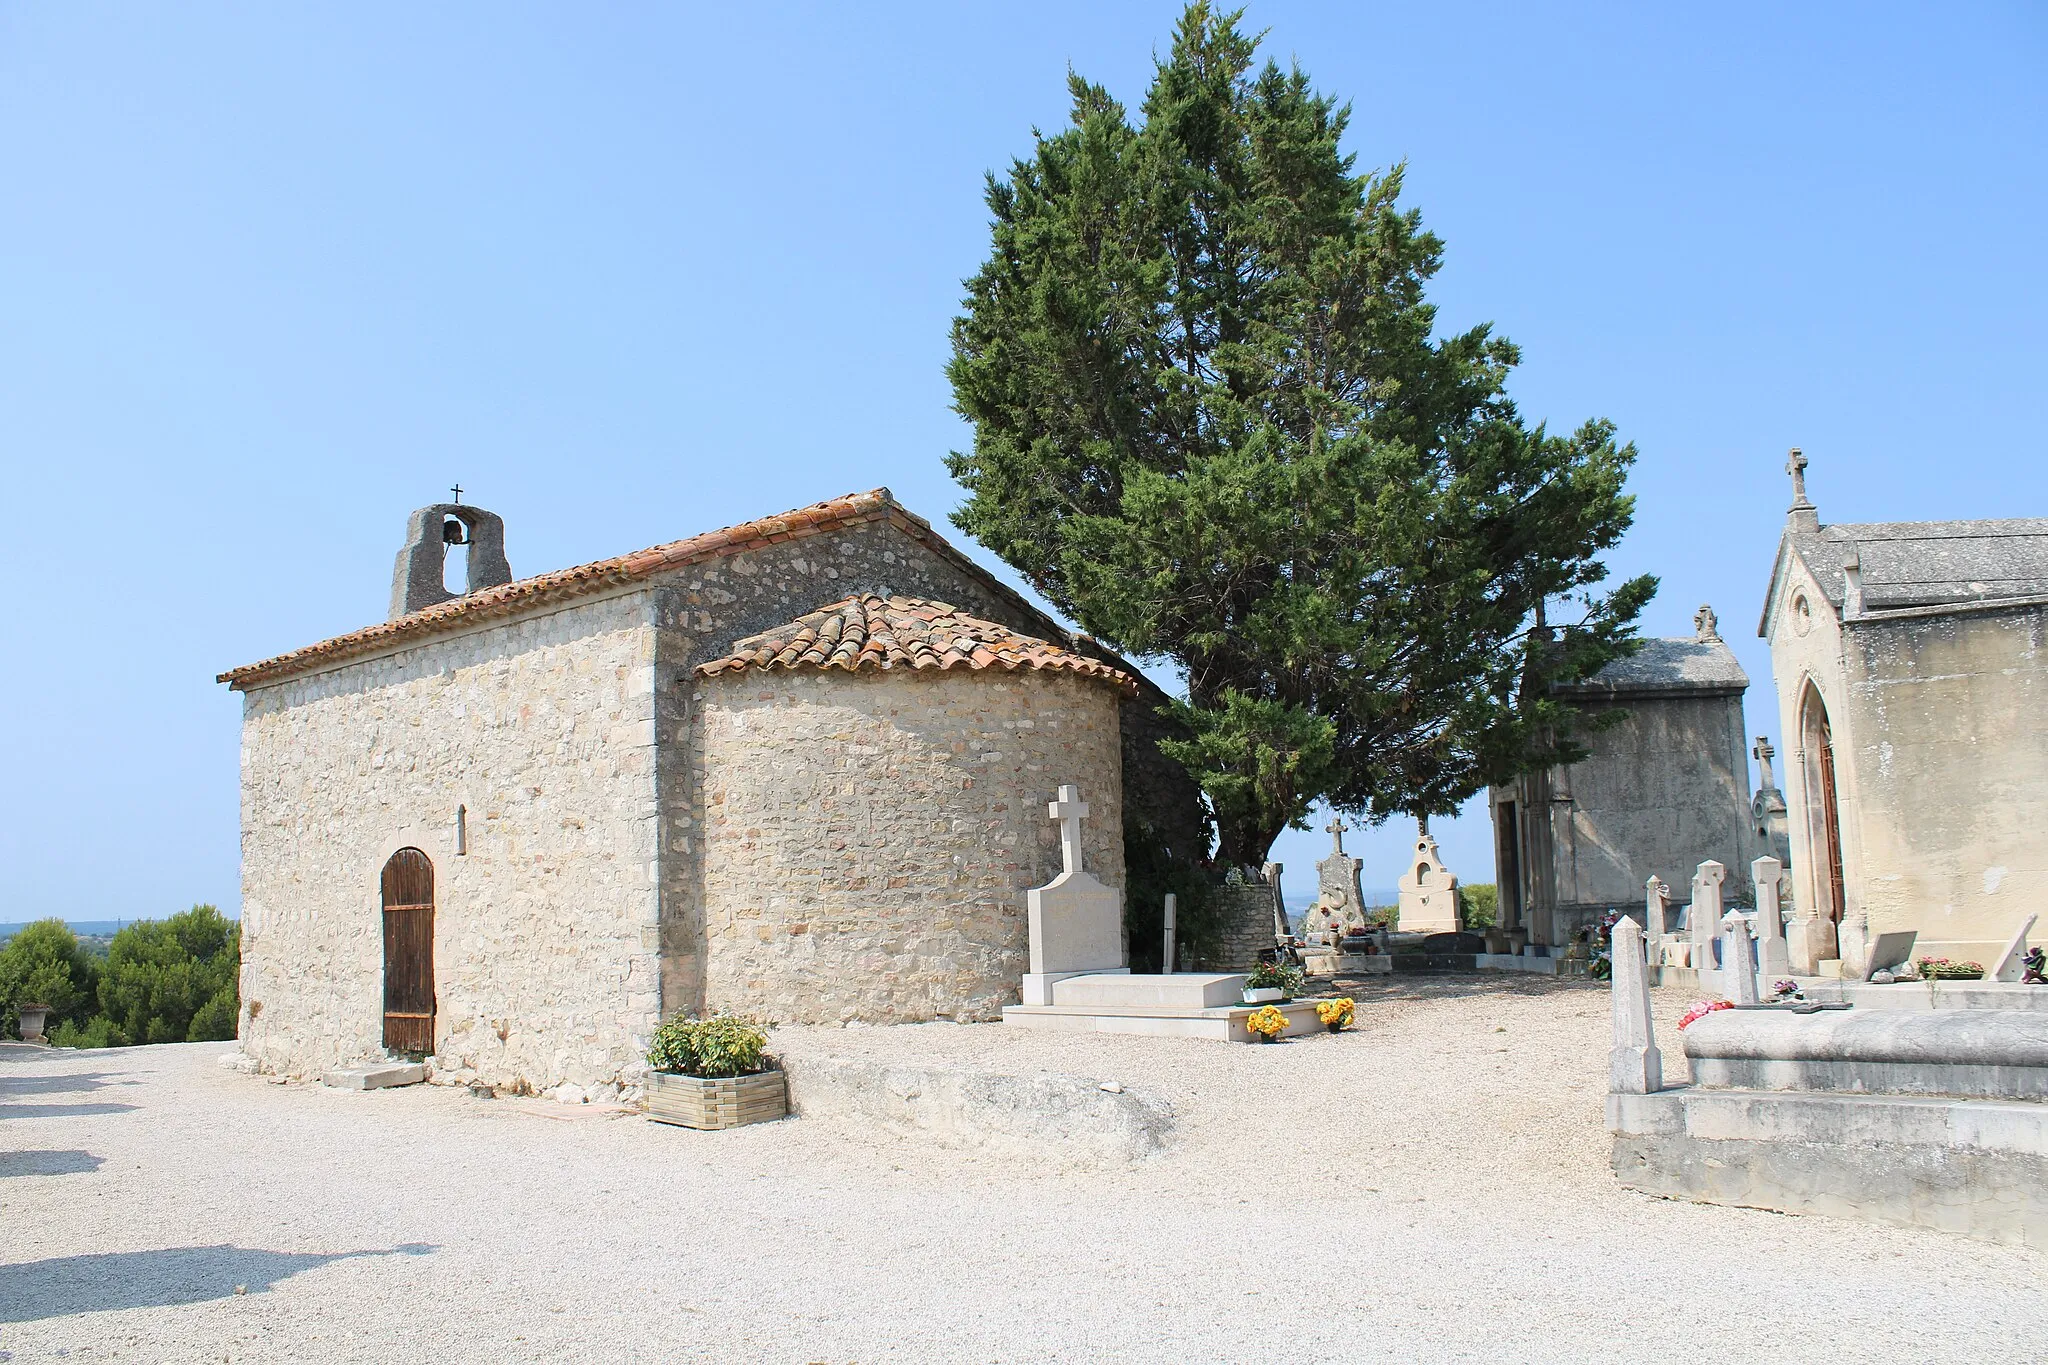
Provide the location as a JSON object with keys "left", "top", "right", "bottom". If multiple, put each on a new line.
{"left": 1050, "top": 972, "right": 1247, "bottom": 1009}
{"left": 322, "top": 1062, "right": 427, "bottom": 1091}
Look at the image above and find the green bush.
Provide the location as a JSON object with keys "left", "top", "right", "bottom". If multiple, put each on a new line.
{"left": 97, "top": 906, "right": 240, "bottom": 1046}
{"left": 1459, "top": 884, "right": 1499, "bottom": 930}
{"left": 0, "top": 919, "right": 100, "bottom": 1038}
{"left": 647, "top": 1014, "right": 770, "bottom": 1078}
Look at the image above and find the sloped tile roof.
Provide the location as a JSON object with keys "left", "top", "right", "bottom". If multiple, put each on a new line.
{"left": 1556, "top": 635, "right": 1750, "bottom": 697}
{"left": 695, "top": 594, "right": 1138, "bottom": 694}
{"left": 221, "top": 489, "right": 1001, "bottom": 690}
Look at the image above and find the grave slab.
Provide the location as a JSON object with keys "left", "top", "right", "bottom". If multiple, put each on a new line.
{"left": 322, "top": 1062, "right": 426, "bottom": 1091}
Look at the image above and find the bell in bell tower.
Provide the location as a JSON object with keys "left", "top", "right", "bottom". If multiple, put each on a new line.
{"left": 388, "top": 488, "right": 512, "bottom": 619}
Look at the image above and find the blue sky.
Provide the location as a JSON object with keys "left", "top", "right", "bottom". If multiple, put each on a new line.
{"left": 2, "top": 3, "right": 2042, "bottom": 920}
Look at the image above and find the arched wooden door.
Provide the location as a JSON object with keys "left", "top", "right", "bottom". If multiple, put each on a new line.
{"left": 380, "top": 848, "right": 436, "bottom": 1054}
{"left": 1800, "top": 686, "right": 1846, "bottom": 924}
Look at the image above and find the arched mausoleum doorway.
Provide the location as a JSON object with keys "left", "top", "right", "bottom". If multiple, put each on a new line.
{"left": 1799, "top": 684, "right": 1846, "bottom": 924}
{"left": 380, "top": 848, "right": 436, "bottom": 1054}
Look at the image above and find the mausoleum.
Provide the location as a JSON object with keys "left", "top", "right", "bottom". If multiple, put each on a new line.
{"left": 1759, "top": 449, "right": 2048, "bottom": 964}
{"left": 219, "top": 490, "right": 1203, "bottom": 1094}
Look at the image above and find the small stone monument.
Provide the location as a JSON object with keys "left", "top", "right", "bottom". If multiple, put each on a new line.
{"left": 1688, "top": 861, "right": 1727, "bottom": 983}
{"left": 1988, "top": 914, "right": 2037, "bottom": 984}
{"left": 1396, "top": 827, "right": 1460, "bottom": 934}
{"left": 1609, "top": 918, "right": 1662, "bottom": 1094}
{"left": 1645, "top": 875, "right": 1671, "bottom": 948}
{"left": 1315, "top": 819, "right": 1367, "bottom": 931}
{"left": 1751, "top": 856, "right": 1791, "bottom": 981}
{"left": 1020, "top": 785, "right": 1127, "bottom": 1006}
{"left": 1721, "top": 911, "right": 1760, "bottom": 1004}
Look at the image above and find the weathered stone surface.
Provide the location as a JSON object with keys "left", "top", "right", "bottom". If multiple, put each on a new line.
{"left": 1396, "top": 833, "right": 1459, "bottom": 934}
{"left": 1610, "top": 1088, "right": 2048, "bottom": 1247}
{"left": 1608, "top": 917, "right": 1662, "bottom": 1095}
{"left": 782, "top": 1054, "right": 1172, "bottom": 1165}
{"left": 1207, "top": 866, "right": 1284, "bottom": 971}
{"left": 1683, "top": 1007, "right": 2048, "bottom": 1101}
{"left": 323, "top": 1062, "right": 427, "bottom": 1090}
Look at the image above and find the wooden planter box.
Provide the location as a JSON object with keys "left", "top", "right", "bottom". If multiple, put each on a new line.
{"left": 644, "top": 1066, "right": 787, "bottom": 1130}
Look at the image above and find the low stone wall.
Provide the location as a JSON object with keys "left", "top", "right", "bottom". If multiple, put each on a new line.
{"left": 1683, "top": 1009, "right": 2048, "bottom": 1101}
{"left": 780, "top": 1054, "right": 1172, "bottom": 1165}
{"left": 1206, "top": 871, "right": 1282, "bottom": 971}
{"left": 1611, "top": 1088, "right": 2048, "bottom": 1247}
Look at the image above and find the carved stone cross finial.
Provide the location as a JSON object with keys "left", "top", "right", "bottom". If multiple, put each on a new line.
{"left": 1325, "top": 816, "right": 1347, "bottom": 855}
{"left": 1752, "top": 735, "right": 1778, "bottom": 790}
{"left": 1048, "top": 784, "right": 1089, "bottom": 876}
{"left": 1786, "top": 447, "right": 1811, "bottom": 508}
{"left": 1694, "top": 603, "right": 1720, "bottom": 642}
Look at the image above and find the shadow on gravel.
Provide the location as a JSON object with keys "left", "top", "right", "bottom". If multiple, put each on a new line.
{"left": 0, "top": 1150, "right": 103, "bottom": 1177}
{"left": 0, "top": 1242, "right": 438, "bottom": 1323}
{"left": 0, "top": 1102, "right": 139, "bottom": 1121}
{"left": 1318, "top": 973, "right": 1604, "bottom": 1002}
{"left": 0, "top": 1071, "right": 138, "bottom": 1097}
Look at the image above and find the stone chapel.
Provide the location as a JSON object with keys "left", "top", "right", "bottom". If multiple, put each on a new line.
{"left": 1758, "top": 450, "right": 2048, "bottom": 966}
{"left": 219, "top": 490, "right": 1203, "bottom": 1093}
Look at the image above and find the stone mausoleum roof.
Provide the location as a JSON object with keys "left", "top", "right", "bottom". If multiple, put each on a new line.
{"left": 694, "top": 594, "right": 1138, "bottom": 694}
{"left": 1779, "top": 519, "right": 2048, "bottom": 615}
{"left": 1556, "top": 635, "right": 1750, "bottom": 699}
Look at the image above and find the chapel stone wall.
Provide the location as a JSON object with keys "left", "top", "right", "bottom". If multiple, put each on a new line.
{"left": 642, "top": 515, "right": 1200, "bottom": 1015}
{"left": 235, "top": 591, "right": 663, "bottom": 1092}
{"left": 693, "top": 668, "right": 1123, "bottom": 1024}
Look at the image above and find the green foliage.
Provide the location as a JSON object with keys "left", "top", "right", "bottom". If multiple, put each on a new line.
{"left": 0, "top": 919, "right": 101, "bottom": 1038}
{"left": 1122, "top": 821, "right": 1220, "bottom": 972}
{"left": 50, "top": 1015, "right": 119, "bottom": 1049}
{"left": 1157, "top": 693, "right": 1335, "bottom": 861}
{"left": 647, "top": 1014, "right": 771, "bottom": 1078}
{"left": 947, "top": 2, "right": 1653, "bottom": 862}
{"left": 1243, "top": 959, "right": 1305, "bottom": 996}
{"left": 96, "top": 906, "right": 241, "bottom": 1046}
{"left": 1458, "top": 883, "right": 1499, "bottom": 930}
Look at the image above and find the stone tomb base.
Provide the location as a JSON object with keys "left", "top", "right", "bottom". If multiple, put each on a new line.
{"left": 1002, "top": 972, "right": 1326, "bottom": 1042}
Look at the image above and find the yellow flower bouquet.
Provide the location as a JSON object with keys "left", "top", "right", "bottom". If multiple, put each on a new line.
{"left": 1315, "top": 997, "right": 1355, "bottom": 1031}
{"left": 1246, "top": 1005, "right": 1288, "bottom": 1042}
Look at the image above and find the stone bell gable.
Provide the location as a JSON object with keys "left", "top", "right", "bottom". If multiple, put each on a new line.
{"left": 220, "top": 490, "right": 1202, "bottom": 1093}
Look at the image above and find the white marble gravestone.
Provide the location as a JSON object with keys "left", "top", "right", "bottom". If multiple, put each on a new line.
{"left": 1751, "top": 856, "right": 1791, "bottom": 981}
{"left": 1721, "top": 911, "right": 1760, "bottom": 1004}
{"left": 1989, "top": 914, "right": 2038, "bottom": 983}
{"left": 1688, "top": 861, "right": 1727, "bottom": 983}
{"left": 1609, "top": 917, "right": 1663, "bottom": 1094}
{"left": 1396, "top": 830, "right": 1460, "bottom": 934}
{"left": 1020, "top": 785, "right": 1128, "bottom": 1007}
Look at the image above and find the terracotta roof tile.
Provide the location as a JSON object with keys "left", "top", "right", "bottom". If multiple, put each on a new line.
{"left": 222, "top": 489, "right": 910, "bottom": 690}
{"left": 695, "top": 594, "right": 1138, "bottom": 695}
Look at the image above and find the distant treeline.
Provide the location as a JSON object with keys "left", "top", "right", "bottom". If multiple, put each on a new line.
{"left": 1, "top": 907, "right": 239, "bottom": 1048}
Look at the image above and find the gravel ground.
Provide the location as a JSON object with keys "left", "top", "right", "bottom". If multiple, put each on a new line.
{"left": 2, "top": 976, "right": 2042, "bottom": 1364}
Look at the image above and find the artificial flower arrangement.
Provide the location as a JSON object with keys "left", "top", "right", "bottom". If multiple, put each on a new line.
{"left": 1915, "top": 957, "right": 1986, "bottom": 981}
{"left": 1677, "top": 999, "right": 1734, "bottom": 1030}
{"left": 2024, "top": 947, "right": 2047, "bottom": 986}
{"left": 1768, "top": 979, "right": 1804, "bottom": 1002}
{"left": 1246, "top": 1005, "right": 1289, "bottom": 1041}
{"left": 1315, "top": 997, "right": 1355, "bottom": 1031}
{"left": 1243, "top": 959, "right": 1306, "bottom": 998}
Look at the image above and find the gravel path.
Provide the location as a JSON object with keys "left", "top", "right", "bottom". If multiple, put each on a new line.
{"left": 2, "top": 978, "right": 2041, "bottom": 1363}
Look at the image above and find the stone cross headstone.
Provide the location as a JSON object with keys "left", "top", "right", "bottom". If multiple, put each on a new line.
{"left": 1608, "top": 917, "right": 1662, "bottom": 1094}
{"left": 1989, "top": 914, "right": 2038, "bottom": 983}
{"left": 1315, "top": 818, "right": 1367, "bottom": 932}
{"left": 1397, "top": 829, "right": 1460, "bottom": 934}
{"left": 1020, "top": 784, "right": 1126, "bottom": 1006}
{"left": 1751, "top": 856, "right": 1790, "bottom": 980}
{"left": 1721, "top": 911, "right": 1760, "bottom": 1004}
{"left": 1688, "top": 860, "right": 1727, "bottom": 980}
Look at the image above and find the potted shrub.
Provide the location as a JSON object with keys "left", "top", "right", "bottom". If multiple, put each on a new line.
{"left": 1242, "top": 960, "right": 1303, "bottom": 1004}
{"left": 643, "top": 1014, "right": 787, "bottom": 1130}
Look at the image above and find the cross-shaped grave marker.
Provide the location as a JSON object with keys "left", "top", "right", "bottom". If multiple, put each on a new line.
{"left": 1048, "top": 784, "right": 1089, "bottom": 876}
